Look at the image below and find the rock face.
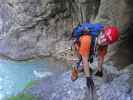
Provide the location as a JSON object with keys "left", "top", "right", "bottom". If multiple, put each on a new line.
{"left": 24, "top": 63, "right": 133, "bottom": 100}
{"left": 0, "top": 0, "right": 133, "bottom": 60}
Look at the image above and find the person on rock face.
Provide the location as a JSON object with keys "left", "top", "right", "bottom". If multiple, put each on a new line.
{"left": 70, "top": 22, "right": 119, "bottom": 89}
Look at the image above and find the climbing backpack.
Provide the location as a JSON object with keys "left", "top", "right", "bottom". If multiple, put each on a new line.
{"left": 72, "top": 22, "right": 104, "bottom": 63}
{"left": 72, "top": 22, "right": 104, "bottom": 40}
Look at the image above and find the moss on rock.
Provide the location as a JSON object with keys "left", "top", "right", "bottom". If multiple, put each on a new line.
{"left": 9, "top": 93, "right": 39, "bottom": 100}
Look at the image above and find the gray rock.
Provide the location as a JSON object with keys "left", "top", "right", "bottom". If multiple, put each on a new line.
{"left": 25, "top": 72, "right": 88, "bottom": 100}
{"left": 97, "top": 74, "right": 131, "bottom": 100}
{"left": 0, "top": 0, "right": 132, "bottom": 60}
{"left": 24, "top": 63, "right": 133, "bottom": 100}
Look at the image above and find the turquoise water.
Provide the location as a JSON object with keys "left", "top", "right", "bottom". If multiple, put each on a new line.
{"left": 0, "top": 58, "right": 67, "bottom": 99}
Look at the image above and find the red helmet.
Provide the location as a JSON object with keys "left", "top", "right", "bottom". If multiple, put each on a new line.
{"left": 104, "top": 26, "right": 119, "bottom": 44}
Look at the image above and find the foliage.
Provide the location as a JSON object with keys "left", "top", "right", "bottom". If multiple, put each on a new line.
{"left": 25, "top": 80, "right": 38, "bottom": 89}
{"left": 8, "top": 93, "right": 38, "bottom": 100}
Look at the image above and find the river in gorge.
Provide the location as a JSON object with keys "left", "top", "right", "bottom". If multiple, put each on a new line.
{"left": 0, "top": 57, "right": 69, "bottom": 100}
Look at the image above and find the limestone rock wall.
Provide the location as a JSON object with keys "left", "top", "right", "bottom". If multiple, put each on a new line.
{"left": 0, "top": 0, "right": 132, "bottom": 61}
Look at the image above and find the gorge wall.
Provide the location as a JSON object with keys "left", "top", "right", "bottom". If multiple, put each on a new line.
{"left": 0, "top": 0, "right": 132, "bottom": 65}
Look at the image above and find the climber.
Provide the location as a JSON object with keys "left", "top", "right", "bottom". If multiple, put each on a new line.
{"left": 71, "top": 22, "right": 119, "bottom": 89}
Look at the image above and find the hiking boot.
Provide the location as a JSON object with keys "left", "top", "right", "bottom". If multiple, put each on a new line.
{"left": 71, "top": 66, "right": 78, "bottom": 81}
{"left": 95, "top": 70, "right": 103, "bottom": 77}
